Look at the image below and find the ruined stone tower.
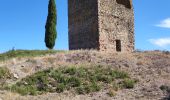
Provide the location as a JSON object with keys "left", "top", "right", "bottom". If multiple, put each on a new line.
{"left": 68, "top": 0, "right": 134, "bottom": 52}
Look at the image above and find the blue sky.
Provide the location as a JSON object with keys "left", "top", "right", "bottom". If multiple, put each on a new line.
{"left": 0, "top": 0, "right": 170, "bottom": 53}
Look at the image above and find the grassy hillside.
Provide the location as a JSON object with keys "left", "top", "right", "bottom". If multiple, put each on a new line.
{"left": 0, "top": 50, "right": 64, "bottom": 61}
{"left": 0, "top": 50, "right": 170, "bottom": 100}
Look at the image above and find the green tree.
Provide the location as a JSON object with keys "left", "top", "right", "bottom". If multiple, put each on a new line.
{"left": 45, "top": 0, "right": 57, "bottom": 49}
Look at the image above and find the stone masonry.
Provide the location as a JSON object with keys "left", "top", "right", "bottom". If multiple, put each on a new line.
{"left": 68, "top": 0, "right": 134, "bottom": 52}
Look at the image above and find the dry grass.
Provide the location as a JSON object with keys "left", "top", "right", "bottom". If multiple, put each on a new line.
{"left": 0, "top": 50, "right": 170, "bottom": 100}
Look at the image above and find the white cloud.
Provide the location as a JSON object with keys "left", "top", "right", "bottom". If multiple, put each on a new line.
{"left": 149, "top": 38, "right": 170, "bottom": 47}
{"left": 156, "top": 18, "right": 170, "bottom": 28}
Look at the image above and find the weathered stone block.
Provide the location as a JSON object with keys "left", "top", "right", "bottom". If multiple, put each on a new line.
{"left": 68, "top": 0, "right": 134, "bottom": 52}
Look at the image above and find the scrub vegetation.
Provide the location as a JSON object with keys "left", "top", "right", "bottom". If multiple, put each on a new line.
{"left": 4, "top": 65, "right": 136, "bottom": 96}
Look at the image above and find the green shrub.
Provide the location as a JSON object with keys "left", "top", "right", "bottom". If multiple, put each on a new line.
{"left": 0, "top": 67, "right": 11, "bottom": 79}
{"left": 10, "top": 85, "right": 37, "bottom": 96}
{"left": 76, "top": 85, "right": 86, "bottom": 94}
{"left": 90, "top": 82, "right": 101, "bottom": 92}
{"left": 110, "top": 70, "right": 129, "bottom": 79}
{"left": 56, "top": 83, "right": 66, "bottom": 93}
{"left": 76, "top": 82, "right": 101, "bottom": 94}
{"left": 67, "top": 77, "right": 81, "bottom": 87}
{"left": 76, "top": 67, "right": 87, "bottom": 77}
{"left": 5, "top": 65, "right": 136, "bottom": 96}
{"left": 121, "top": 79, "right": 136, "bottom": 89}
{"left": 63, "top": 67, "right": 77, "bottom": 75}
{"left": 96, "top": 75, "right": 112, "bottom": 83}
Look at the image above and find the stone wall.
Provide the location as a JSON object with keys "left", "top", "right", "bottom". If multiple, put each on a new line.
{"left": 68, "top": 0, "right": 134, "bottom": 52}
{"left": 68, "top": 0, "right": 99, "bottom": 50}
{"left": 98, "top": 0, "right": 134, "bottom": 52}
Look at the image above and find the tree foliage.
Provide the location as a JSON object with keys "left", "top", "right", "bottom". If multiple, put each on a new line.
{"left": 45, "top": 0, "right": 57, "bottom": 49}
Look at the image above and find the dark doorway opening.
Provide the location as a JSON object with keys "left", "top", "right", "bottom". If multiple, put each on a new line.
{"left": 116, "top": 40, "right": 121, "bottom": 52}
{"left": 116, "top": 0, "right": 132, "bottom": 9}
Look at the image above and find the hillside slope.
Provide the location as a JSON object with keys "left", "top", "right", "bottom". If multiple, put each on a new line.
{"left": 0, "top": 50, "right": 170, "bottom": 100}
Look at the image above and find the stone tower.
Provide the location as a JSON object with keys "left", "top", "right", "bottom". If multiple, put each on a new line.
{"left": 68, "top": 0, "right": 134, "bottom": 52}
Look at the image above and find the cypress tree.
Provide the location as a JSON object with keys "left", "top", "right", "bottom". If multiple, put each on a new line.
{"left": 45, "top": 0, "right": 57, "bottom": 49}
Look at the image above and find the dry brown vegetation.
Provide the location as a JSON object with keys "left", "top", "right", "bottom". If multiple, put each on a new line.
{"left": 0, "top": 50, "right": 170, "bottom": 100}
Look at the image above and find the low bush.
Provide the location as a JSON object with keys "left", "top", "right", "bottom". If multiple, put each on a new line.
{"left": 5, "top": 65, "right": 136, "bottom": 95}
{"left": 0, "top": 67, "right": 11, "bottom": 79}
{"left": 120, "top": 79, "right": 136, "bottom": 89}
